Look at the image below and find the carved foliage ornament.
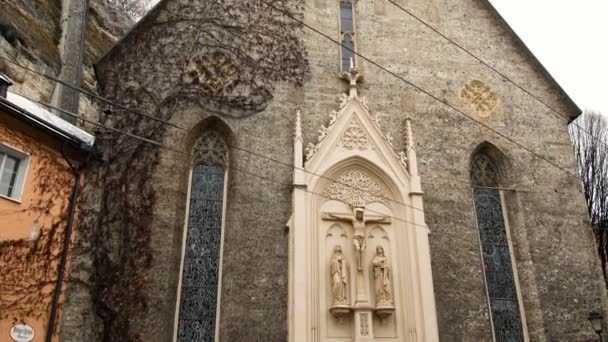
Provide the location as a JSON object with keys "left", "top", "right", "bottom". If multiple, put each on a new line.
{"left": 304, "top": 94, "right": 410, "bottom": 171}
{"left": 323, "top": 170, "right": 389, "bottom": 206}
{"left": 185, "top": 51, "right": 240, "bottom": 94}
{"left": 461, "top": 80, "right": 501, "bottom": 117}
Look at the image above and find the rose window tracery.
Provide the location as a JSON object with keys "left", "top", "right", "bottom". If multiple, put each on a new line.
{"left": 461, "top": 80, "right": 501, "bottom": 117}
{"left": 193, "top": 130, "right": 228, "bottom": 166}
{"left": 341, "top": 122, "right": 368, "bottom": 150}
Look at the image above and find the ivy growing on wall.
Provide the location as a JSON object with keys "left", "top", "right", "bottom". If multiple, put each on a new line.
{"left": 69, "top": 0, "right": 309, "bottom": 341}
{"left": 0, "top": 125, "right": 75, "bottom": 325}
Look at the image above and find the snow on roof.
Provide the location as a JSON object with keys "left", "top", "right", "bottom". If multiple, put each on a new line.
{"left": 0, "top": 73, "right": 13, "bottom": 85}
{"left": 5, "top": 92, "right": 95, "bottom": 147}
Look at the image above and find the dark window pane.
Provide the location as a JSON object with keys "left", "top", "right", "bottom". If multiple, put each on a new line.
{"left": 473, "top": 187, "right": 523, "bottom": 342}
{"left": 340, "top": 1, "right": 354, "bottom": 32}
{"left": 0, "top": 155, "right": 21, "bottom": 198}
{"left": 341, "top": 34, "right": 354, "bottom": 73}
{"left": 177, "top": 131, "right": 227, "bottom": 342}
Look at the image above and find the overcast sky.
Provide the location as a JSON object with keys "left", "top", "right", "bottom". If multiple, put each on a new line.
{"left": 490, "top": 0, "right": 608, "bottom": 115}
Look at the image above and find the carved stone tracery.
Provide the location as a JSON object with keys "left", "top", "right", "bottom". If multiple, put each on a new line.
{"left": 193, "top": 130, "right": 228, "bottom": 166}
{"left": 461, "top": 80, "right": 501, "bottom": 117}
{"left": 341, "top": 122, "right": 368, "bottom": 150}
{"left": 304, "top": 91, "right": 409, "bottom": 168}
{"left": 323, "top": 170, "right": 389, "bottom": 207}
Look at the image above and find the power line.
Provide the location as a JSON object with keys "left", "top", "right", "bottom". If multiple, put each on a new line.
{"left": 0, "top": 56, "right": 185, "bottom": 131}
{"left": 0, "top": 36, "right": 584, "bottom": 182}
{"left": 259, "top": 0, "right": 579, "bottom": 180}
{"left": 386, "top": 0, "right": 572, "bottom": 122}
{"left": 0, "top": 14, "right": 585, "bottom": 183}
{"left": 6, "top": 90, "right": 579, "bottom": 247}
{"left": 9, "top": 91, "right": 436, "bottom": 231}
{"left": 13, "top": 91, "right": 425, "bottom": 213}
{"left": 384, "top": 0, "right": 608, "bottom": 153}
{"left": 13, "top": 89, "right": 574, "bottom": 212}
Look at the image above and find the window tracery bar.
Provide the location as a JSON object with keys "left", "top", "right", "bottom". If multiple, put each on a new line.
{"left": 471, "top": 153, "right": 523, "bottom": 342}
{"left": 177, "top": 131, "right": 227, "bottom": 342}
{"left": 339, "top": 0, "right": 356, "bottom": 73}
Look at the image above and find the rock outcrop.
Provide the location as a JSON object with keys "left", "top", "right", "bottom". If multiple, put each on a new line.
{"left": 0, "top": 0, "right": 133, "bottom": 119}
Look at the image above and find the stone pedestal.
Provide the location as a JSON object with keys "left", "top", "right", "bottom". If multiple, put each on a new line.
{"left": 374, "top": 302, "right": 395, "bottom": 319}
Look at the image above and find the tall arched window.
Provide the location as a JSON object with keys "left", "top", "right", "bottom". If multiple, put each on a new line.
{"left": 176, "top": 130, "right": 228, "bottom": 342}
{"left": 471, "top": 147, "right": 524, "bottom": 342}
{"left": 339, "top": 0, "right": 356, "bottom": 73}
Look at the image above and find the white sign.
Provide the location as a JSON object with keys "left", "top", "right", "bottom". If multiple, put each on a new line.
{"left": 10, "top": 323, "right": 35, "bottom": 342}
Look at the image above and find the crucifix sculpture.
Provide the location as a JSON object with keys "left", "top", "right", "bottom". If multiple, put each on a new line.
{"left": 322, "top": 206, "right": 391, "bottom": 272}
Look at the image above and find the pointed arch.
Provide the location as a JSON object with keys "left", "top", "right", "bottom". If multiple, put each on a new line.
{"left": 470, "top": 141, "right": 513, "bottom": 187}
{"left": 315, "top": 156, "right": 404, "bottom": 210}
{"left": 174, "top": 118, "right": 232, "bottom": 342}
{"left": 470, "top": 142, "right": 525, "bottom": 342}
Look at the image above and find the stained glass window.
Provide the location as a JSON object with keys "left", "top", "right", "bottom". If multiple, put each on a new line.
{"left": 471, "top": 151, "right": 524, "bottom": 342}
{"left": 177, "top": 131, "right": 227, "bottom": 342}
{"left": 340, "top": 0, "right": 356, "bottom": 73}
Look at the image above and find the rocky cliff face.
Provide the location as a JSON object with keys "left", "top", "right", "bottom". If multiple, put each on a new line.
{"left": 0, "top": 0, "right": 132, "bottom": 118}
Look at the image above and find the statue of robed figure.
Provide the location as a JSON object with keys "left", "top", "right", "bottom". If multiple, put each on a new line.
{"left": 330, "top": 245, "right": 348, "bottom": 305}
{"left": 372, "top": 245, "right": 392, "bottom": 305}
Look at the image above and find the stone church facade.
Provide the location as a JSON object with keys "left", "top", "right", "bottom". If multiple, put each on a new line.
{"left": 60, "top": 0, "right": 607, "bottom": 341}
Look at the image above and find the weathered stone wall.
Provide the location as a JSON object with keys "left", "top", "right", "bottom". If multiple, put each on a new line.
{"left": 303, "top": 0, "right": 605, "bottom": 340}
{"left": 62, "top": 1, "right": 307, "bottom": 341}
{"left": 63, "top": 0, "right": 607, "bottom": 341}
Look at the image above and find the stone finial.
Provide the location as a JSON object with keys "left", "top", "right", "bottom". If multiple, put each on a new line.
{"left": 295, "top": 109, "right": 302, "bottom": 141}
{"left": 346, "top": 58, "right": 362, "bottom": 99}
{"left": 405, "top": 117, "right": 414, "bottom": 151}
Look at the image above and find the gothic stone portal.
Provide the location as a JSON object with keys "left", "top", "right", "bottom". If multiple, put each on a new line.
{"left": 289, "top": 88, "right": 439, "bottom": 342}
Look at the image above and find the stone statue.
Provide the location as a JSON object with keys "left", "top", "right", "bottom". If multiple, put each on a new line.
{"left": 323, "top": 207, "right": 390, "bottom": 272}
{"left": 372, "top": 246, "right": 392, "bottom": 305}
{"left": 330, "top": 245, "right": 348, "bottom": 304}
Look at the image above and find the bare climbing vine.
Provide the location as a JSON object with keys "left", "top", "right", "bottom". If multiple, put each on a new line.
{"left": 0, "top": 124, "right": 75, "bottom": 325}
{"left": 69, "top": 1, "right": 309, "bottom": 341}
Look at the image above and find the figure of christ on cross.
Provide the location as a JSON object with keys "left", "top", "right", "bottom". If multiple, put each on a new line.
{"left": 322, "top": 207, "right": 391, "bottom": 272}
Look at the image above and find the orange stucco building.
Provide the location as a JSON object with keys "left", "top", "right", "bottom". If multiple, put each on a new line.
{"left": 0, "top": 74, "right": 95, "bottom": 342}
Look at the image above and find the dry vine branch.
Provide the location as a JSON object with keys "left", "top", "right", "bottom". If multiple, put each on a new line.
{"left": 0, "top": 126, "right": 75, "bottom": 324}
{"left": 71, "top": 1, "right": 309, "bottom": 340}
{"left": 569, "top": 111, "right": 608, "bottom": 284}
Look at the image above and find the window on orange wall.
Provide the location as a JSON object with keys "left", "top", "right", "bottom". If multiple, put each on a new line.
{"left": 0, "top": 143, "right": 29, "bottom": 201}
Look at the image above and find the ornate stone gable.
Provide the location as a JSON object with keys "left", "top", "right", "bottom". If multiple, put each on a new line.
{"left": 289, "top": 66, "right": 438, "bottom": 342}
{"left": 303, "top": 86, "right": 409, "bottom": 172}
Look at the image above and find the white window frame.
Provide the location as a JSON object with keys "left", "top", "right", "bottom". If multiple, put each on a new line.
{"left": 0, "top": 142, "right": 30, "bottom": 203}
{"left": 172, "top": 164, "right": 229, "bottom": 342}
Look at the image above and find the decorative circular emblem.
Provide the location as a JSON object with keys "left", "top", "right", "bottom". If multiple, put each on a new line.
{"left": 341, "top": 122, "right": 368, "bottom": 150}
{"left": 461, "top": 80, "right": 501, "bottom": 117}
{"left": 185, "top": 51, "right": 240, "bottom": 93}
{"left": 10, "top": 323, "right": 35, "bottom": 342}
